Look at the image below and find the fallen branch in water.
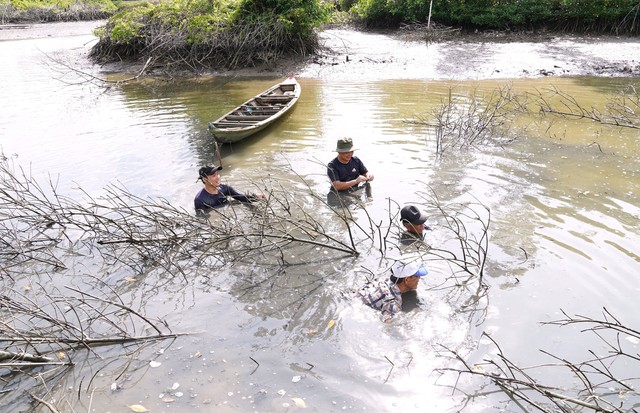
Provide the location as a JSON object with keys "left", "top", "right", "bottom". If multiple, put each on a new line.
{"left": 438, "top": 308, "right": 640, "bottom": 412}
{"left": 532, "top": 85, "right": 640, "bottom": 130}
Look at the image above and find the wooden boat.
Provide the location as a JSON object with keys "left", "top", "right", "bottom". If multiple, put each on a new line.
{"left": 208, "top": 75, "right": 301, "bottom": 143}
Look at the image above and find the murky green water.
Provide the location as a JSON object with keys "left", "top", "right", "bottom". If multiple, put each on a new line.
{"left": 1, "top": 27, "right": 640, "bottom": 413}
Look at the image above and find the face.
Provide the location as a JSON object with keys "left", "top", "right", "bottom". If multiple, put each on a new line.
{"left": 406, "top": 222, "right": 425, "bottom": 234}
{"left": 337, "top": 151, "right": 353, "bottom": 163}
{"left": 203, "top": 171, "right": 220, "bottom": 186}
{"left": 404, "top": 275, "right": 421, "bottom": 290}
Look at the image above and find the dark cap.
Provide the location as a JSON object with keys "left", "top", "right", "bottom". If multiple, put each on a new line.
{"left": 198, "top": 165, "right": 222, "bottom": 180}
{"left": 400, "top": 205, "right": 427, "bottom": 225}
{"left": 335, "top": 137, "right": 356, "bottom": 152}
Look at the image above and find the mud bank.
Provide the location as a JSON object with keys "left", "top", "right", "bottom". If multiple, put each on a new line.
{"left": 2, "top": 21, "right": 639, "bottom": 80}
{"left": 301, "top": 28, "right": 640, "bottom": 81}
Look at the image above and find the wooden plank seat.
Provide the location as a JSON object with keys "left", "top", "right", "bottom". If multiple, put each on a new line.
{"left": 242, "top": 105, "right": 282, "bottom": 111}
{"left": 255, "top": 96, "right": 293, "bottom": 104}
{"left": 213, "top": 121, "right": 260, "bottom": 128}
{"left": 225, "top": 114, "right": 272, "bottom": 121}
{"left": 239, "top": 107, "right": 281, "bottom": 114}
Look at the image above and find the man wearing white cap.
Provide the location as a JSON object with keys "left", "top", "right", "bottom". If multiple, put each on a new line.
{"left": 357, "top": 259, "right": 428, "bottom": 322}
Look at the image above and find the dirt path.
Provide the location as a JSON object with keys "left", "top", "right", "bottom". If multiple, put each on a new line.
{"left": 3, "top": 21, "right": 639, "bottom": 80}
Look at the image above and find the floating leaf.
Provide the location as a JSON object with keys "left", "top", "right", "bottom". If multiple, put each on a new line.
{"left": 162, "top": 397, "right": 175, "bottom": 403}
{"left": 57, "top": 352, "right": 66, "bottom": 360}
{"left": 149, "top": 360, "right": 161, "bottom": 368}
{"left": 193, "top": 351, "right": 202, "bottom": 358}
{"left": 291, "top": 397, "right": 307, "bottom": 408}
{"left": 326, "top": 320, "right": 335, "bottom": 329}
{"left": 125, "top": 277, "right": 136, "bottom": 282}
{"left": 127, "top": 405, "right": 149, "bottom": 412}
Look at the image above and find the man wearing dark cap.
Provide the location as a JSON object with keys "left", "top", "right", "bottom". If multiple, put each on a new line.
{"left": 327, "top": 137, "right": 374, "bottom": 193}
{"left": 194, "top": 165, "right": 265, "bottom": 212}
{"left": 357, "top": 259, "right": 428, "bottom": 323}
{"left": 400, "top": 205, "right": 429, "bottom": 245}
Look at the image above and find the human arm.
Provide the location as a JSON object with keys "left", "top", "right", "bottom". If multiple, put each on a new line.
{"left": 331, "top": 175, "right": 370, "bottom": 191}
{"left": 379, "top": 297, "right": 401, "bottom": 323}
{"left": 222, "top": 184, "right": 264, "bottom": 203}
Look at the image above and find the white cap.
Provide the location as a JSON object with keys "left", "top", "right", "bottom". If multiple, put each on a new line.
{"left": 391, "top": 260, "right": 428, "bottom": 278}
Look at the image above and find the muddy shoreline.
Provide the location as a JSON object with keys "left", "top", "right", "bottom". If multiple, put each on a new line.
{"left": 2, "top": 20, "right": 639, "bottom": 80}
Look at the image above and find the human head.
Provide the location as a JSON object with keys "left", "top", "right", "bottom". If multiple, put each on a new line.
{"left": 400, "top": 205, "right": 428, "bottom": 233}
{"left": 335, "top": 137, "right": 355, "bottom": 153}
{"left": 389, "top": 259, "right": 428, "bottom": 290}
{"left": 198, "top": 165, "right": 222, "bottom": 183}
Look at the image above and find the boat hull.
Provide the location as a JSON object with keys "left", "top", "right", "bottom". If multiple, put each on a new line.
{"left": 208, "top": 77, "right": 300, "bottom": 144}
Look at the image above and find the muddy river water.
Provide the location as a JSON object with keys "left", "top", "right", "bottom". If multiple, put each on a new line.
{"left": 1, "top": 21, "right": 640, "bottom": 412}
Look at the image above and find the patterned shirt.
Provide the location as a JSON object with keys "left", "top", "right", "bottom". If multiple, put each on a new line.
{"left": 357, "top": 278, "right": 403, "bottom": 322}
{"left": 327, "top": 156, "right": 369, "bottom": 192}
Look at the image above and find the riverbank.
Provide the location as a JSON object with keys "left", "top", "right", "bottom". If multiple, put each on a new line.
{"left": 2, "top": 20, "right": 639, "bottom": 80}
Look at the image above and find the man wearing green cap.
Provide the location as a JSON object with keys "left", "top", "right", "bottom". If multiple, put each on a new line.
{"left": 327, "top": 137, "right": 374, "bottom": 193}
{"left": 356, "top": 259, "right": 428, "bottom": 322}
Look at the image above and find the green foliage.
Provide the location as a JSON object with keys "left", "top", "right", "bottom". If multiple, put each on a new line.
{"left": 5, "top": 0, "right": 117, "bottom": 22}
{"left": 105, "top": 1, "right": 152, "bottom": 43}
{"left": 234, "top": 0, "right": 330, "bottom": 36}
{"left": 10, "top": 0, "right": 115, "bottom": 10}
{"left": 346, "top": 0, "right": 640, "bottom": 32}
{"left": 350, "top": 0, "right": 430, "bottom": 25}
{"left": 92, "top": 0, "right": 329, "bottom": 69}
{"left": 101, "top": 0, "right": 238, "bottom": 44}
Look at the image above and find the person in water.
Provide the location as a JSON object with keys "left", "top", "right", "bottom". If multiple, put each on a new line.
{"left": 399, "top": 205, "right": 430, "bottom": 245}
{"left": 327, "top": 137, "right": 374, "bottom": 193}
{"left": 356, "top": 259, "right": 428, "bottom": 323}
{"left": 194, "top": 165, "right": 265, "bottom": 213}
